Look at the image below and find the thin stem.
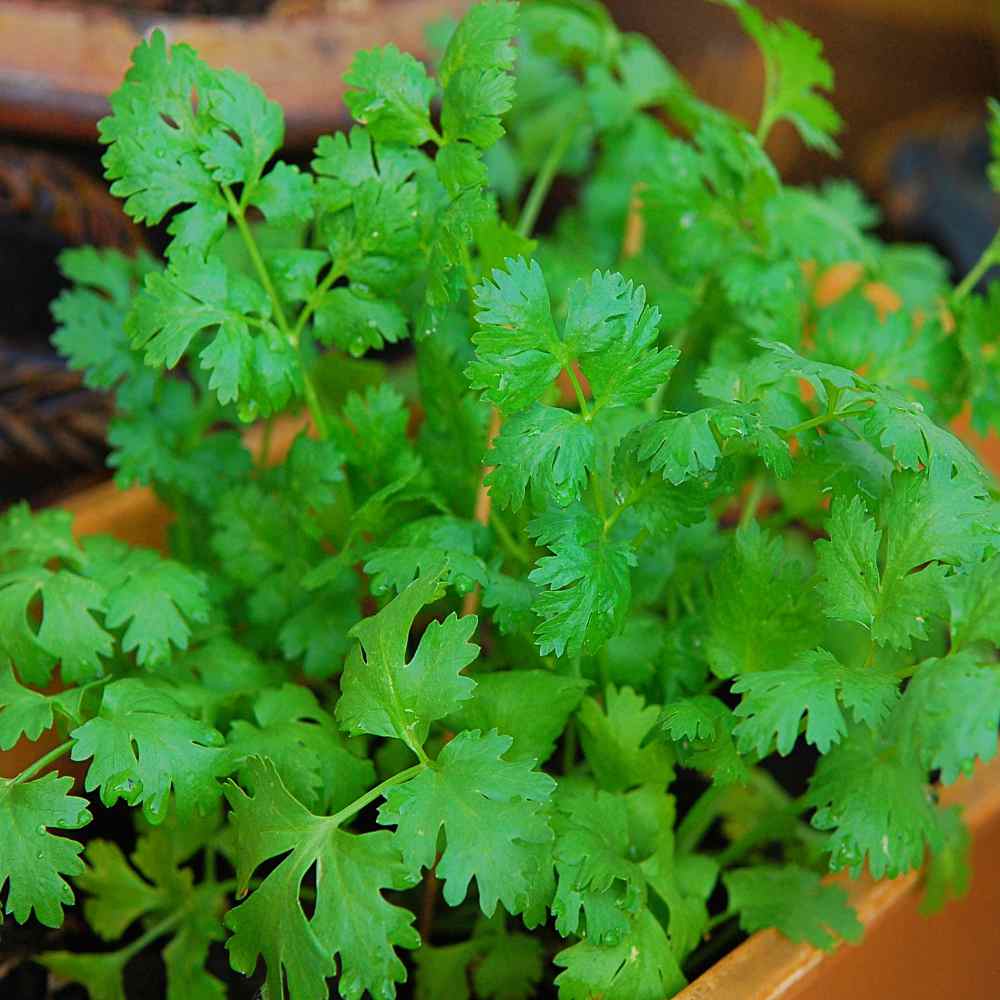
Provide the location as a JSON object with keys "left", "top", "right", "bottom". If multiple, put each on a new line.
{"left": 463, "top": 407, "right": 504, "bottom": 617}
{"left": 119, "top": 911, "right": 186, "bottom": 963}
{"left": 223, "top": 185, "right": 331, "bottom": 439}
{"left": 490, "top": 510, "right": 533, "bottom": 566}
{"left": 738, "top": 476, "right": 765, "bottom": 531}
{"left": 330, "top": 763, "right": 426, "bottom": 828}
{"left": 954, "top": 233, "right": 1000, "bottom": 303}
{"left": 13, "top": 739, "right": 74, "bottom": 785}
{"left": 292, "top": 261, "right": 345, "bottom": 342}
{"left": 564, "top": 365, "right": 592, "bottom": 420}
{"left": 676, "top": 784, "right": 726, "bottom": 855}
{"left": 516, "top": 118, "right": 578, "bottom": 238}
{"left": 223, "top": 186, "right": 292, "bottom": 338}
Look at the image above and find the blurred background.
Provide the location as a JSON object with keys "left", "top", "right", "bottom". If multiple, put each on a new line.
{"left": 1, "top": 0, "right": 998, "bottom": 505}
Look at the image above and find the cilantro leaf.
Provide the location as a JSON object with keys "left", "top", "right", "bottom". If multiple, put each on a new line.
{"left": 723, "top": 864, "right": 862, "bottom": 949}
{"left": 225, "top": 757, "right": 420, "bottom": 1000}
{"left": 578, "top": 686, "right": 674, "bottom": 793}
{"left": 900, "top": 654, "right": 1000, "bottom": 785}
{"left": 817, "top": 474, "right": 988, "bottom": 650}
{"left": 528, "top": 505, "right": 636, "bottom": 658}
{"left": 553, "top": 908, "right": 686, "bottom": 1000}
{"left": 732, "top": 648, "right": 899, "bottom": 756}
{"left": 71, "top": 678, "right": 226, "bottom": 823}
{"left": 806, "top": 722, "right": 941, "bottom": 878}
{"left": 720, "top": 0, "right": 842, "bottom": 153}
{"left": 706, "top": 523, "right": 818, "bottom": 678}
{"left": 344, "top": 45, "right": 438, "bottom": 146}
{"left": 0, "top": 567, "right": 112, "bottom": 686}
{"left": 657, "top": 695, "right": 749, "bottom": 786}
{"left": 0, "top": 772, "right": 90, "bottom": 926}
{"left": 82, "top": 537, "right": 211, "bottom": 669}
{"left": 335, "top": 573, "right": 479, "bottom": 750}
{"left": 551, "top": 785, "right": 645, "bottom": 945}
{"left": 445, "top": 670, "right": 589, "bottom": 764}
{"left": 485, "top": 404, "right": 596, "bottom": 510}
{"left": 0, "top": 663, "right": 84, "bottom": 750}
{"left": 378, "top": 729, "right": 555, "bottom": 915}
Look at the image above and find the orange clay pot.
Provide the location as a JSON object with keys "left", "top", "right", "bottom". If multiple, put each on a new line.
{"left": 0, "top": 0, "right": 466, "bottom": 147}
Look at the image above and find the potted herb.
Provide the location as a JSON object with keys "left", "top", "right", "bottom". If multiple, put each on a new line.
{"left": 2, "top": 1, "right": 1000, "bottom": 998}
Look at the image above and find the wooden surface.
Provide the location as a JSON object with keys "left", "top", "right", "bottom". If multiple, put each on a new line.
{"left": 0, "top": 0, "right": 467, "bottom": 145}
{"left": 678, "top": 751, "right": 1000, "bottom": 999}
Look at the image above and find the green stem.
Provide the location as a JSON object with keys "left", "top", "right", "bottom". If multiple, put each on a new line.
{"left": 954, "top": 233, "right": 1000, "bottom": 303}
{"left": 676, "top": 784, "right": 727, "bottom": 855}
{"left": 490, "top": 511, "right": 533, "bottom": 566}
{"left": 223, "top": 185, "right": 331, "bottom": 438}
{"left": 330, "top": 763, "right": 426, "bottom": 828}
{"left": 223, "top": 186, "right": 292, "bottom": 338}
{"left": 516, "top": 118, "right": 578, "bottom": 238}
{"left": 291, "top": 261, "right": 345, "bottom": 342}
{"left": 119, "top": 911, "right": 185, "bottom": 963}
{"left": 738, "top": 476, "right": 765, "bottom": 530}
{"left": 13, "top": 739, "right": 74, "bottom": 785}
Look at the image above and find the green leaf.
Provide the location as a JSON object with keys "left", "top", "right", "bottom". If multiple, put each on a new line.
{"left": 485, "top": 404, "right": 596, "bottom": 510}
{"left": 551, "top": 785, "right": 645, "bottom": 945}
{"left": 0, "top": 567, "right": 112, "bottom": 686}
{"left": 378, "top": 729, "right": 555, "bottom": 914}
{"left": 468, "top": 257, "right": 563, "bottom": 413}
{"left": 988, "top": 97, "right": 1000, "bottom": 193}
{"left": 40, "top": 951, "right": 127, "bottom": 1000}
{"left": 817, "top": 474, "right": 988, "bottom": 651}
{"left": 949, "top": 552, "right": 1000, "bottom": 651}
{"left": 199, "top": 67, "right": 283, "bottom": 186}
{"left": 445, "top": 670, "right": 589, "bottom": 764}
{"left": 225, "top": 757, "right": 420, "bottom": 1000}
{"left": 414, "top": 942, "right": 475, "bottom": 1000}
{"left": 71, "top": 678, "right": 226, "bottom": 823}
{"left": 82, "top": 537, "right": 211, "bottom": 669}
{"left": 99, "top": 31, "right": 225, "bottom": 252}
{"left": 528, "top": 505, "right": 636, "bottom": 658}
{"left": 0, "top": 771, "right": 90, "bottom": 926}
{"left": 0, "top": 663, "right": 84, "bottom": 750}
{"left": 553, "top": 908, "right": 686, "bottom": 1000}
{"left": 343, "top": 45, "right": 438, "bottom": 146}
{"left": 724, "top": 864, "right": 862, "bottom": 949}
{"left": 705, "top": 523, "right": 818, "bottom": 678}
{"left": 363, "top": 515, "right": 491, "bottom": 597}
{"left": 732, "top": 648, "right": 899, "bottom": 756}
{"left": 578, "top": 685, "right": 674, "bottom": 793}
{"left": 721, "top": 0, "right": 841, "bottom": 153}
{"left": 901, "top": 654, "right": 1000, "bottom": 785}
{"left": 806, "top": 722, "right": 941, "bottom": 878}
{"left": 921, "top": 806, "right": 971, "bottom": 915}
{"left": 657, "top": 695, "right": 749, "bottom": 786}
{"left": 628, "top": 410, "right": 723, "bottom": 485}
{"left": 473, "top": 927, "right": 544, "bottom": 1000}
{"left": 335, "top": 573, "right": 479, "bottom": 749}
{"left": 226, "top": 684, "right": 373, "bottom": 814}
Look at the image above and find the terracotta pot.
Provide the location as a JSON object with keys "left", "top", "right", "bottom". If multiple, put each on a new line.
{"left": 0, "top": 0, "right": 467, "bottom": 147}
{"left": 677, "top": 750, "right": 1000, "bottom": 999}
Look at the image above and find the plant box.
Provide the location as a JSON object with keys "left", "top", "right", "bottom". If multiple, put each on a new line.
{"left": 4, "top": 463, "right": 1000, "bottom": 996}
{"left": 676, "top": 749, "right": 1000, "bottom": 999}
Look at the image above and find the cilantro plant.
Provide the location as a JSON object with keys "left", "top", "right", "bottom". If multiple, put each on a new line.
{"left": 3, "top": 1, "right": 1000, "bottom": 997}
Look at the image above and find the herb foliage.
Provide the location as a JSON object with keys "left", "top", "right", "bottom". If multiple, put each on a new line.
{"left": 3, "top": 1, "right": 1000, "bottom": 997}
